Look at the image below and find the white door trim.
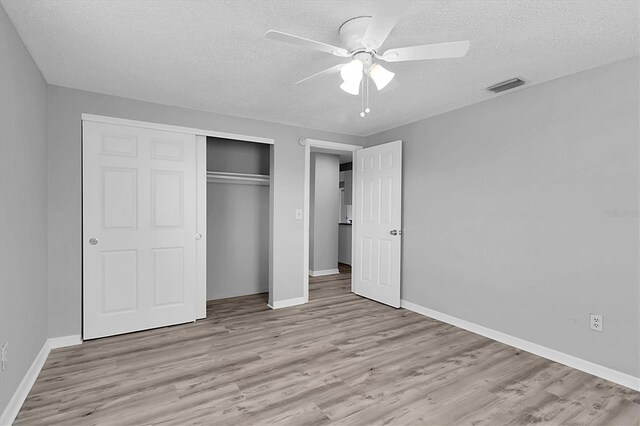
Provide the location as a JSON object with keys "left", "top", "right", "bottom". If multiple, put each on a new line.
{"left": 302, "top": 138, "right": 363, "bottom": 304}
{"left": 81, "top": 114, "right": 275, "bottom": 145}
{"left": 299, "top": 138, "right": 362, "bottom": 151}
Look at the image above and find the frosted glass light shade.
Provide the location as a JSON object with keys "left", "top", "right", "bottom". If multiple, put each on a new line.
{"left": 340, "top": 59, "right": 363, "bottom": 82}
{"left": 368, "top": 63, "right": 395, "bottom": 90}
{"left": 340, "top": 80, "right": 360, "bottom": 95}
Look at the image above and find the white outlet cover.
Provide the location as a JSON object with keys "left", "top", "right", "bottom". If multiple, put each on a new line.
{"left": 589, "top": 314, "right": 603, "bottom": 332}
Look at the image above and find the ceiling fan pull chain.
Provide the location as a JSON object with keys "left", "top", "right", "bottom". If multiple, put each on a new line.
{"left": 365, "top": 74, "right": 371, "bottom": 114}
{"left": 360, "top": 78, "right": 365, "bottom": 117}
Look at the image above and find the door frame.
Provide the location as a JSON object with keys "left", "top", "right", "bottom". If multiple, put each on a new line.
{"left": 81, "top": 114, "right": 275, "bottom": 326}
{"left": 301, "top": 138, "right": 363, "bottom": 303}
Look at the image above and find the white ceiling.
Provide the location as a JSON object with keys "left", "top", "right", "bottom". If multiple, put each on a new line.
{"left": 2, "top": 0, "right": 638, "bottom": 136}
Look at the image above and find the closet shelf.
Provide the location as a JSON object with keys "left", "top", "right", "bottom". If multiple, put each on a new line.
{"left": 206, "top": 171, "right": 270, "bottom": 186}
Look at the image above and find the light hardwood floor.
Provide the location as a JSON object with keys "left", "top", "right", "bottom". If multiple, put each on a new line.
{"left": 15, "top": 265, "right": 640, "bottom": 425}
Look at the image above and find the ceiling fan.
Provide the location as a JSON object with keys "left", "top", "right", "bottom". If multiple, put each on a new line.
{"left": 265, "top": 2, "right": 470, "bottom": 116}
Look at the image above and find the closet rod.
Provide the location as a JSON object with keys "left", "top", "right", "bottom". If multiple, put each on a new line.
{"left": 206, "top": 171, "right": 270, "bottom": 186}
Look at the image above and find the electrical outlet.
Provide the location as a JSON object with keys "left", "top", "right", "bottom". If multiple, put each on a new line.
{"left": 1, "top": 343, "right": 7, "bottom": 371}
{"left": 589, "top": 314, "right": 603, "bottom": 332}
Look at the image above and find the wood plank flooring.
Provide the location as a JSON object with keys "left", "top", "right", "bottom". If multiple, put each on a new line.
{"left": 15, "top": 265, "right": 640, "bottom": 425}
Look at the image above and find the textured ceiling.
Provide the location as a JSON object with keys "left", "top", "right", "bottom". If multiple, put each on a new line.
{"left": 2, "top": 0, "right": 638, "bottom": 136}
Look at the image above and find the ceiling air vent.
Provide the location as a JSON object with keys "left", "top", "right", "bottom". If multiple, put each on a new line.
{"left": 487, "top": 78, "right": 526, "bottom": 94}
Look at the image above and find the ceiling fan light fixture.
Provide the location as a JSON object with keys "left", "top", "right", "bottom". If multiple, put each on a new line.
{"left": 340, "top": 59, "right": 363, "bottom": 95}
{"left": 266, "top": 10, "right": 470, "bottom": 114}
{"left": 340, "top": 59, "right": 364, "bottom": 83}
{"left": 340, "top": 80, "right": 360, "bottom": 95}
{"left": 368, "top": 63, "right": 394, "bottom": 90}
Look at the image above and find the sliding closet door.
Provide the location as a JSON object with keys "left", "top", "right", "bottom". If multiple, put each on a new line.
{"left": 83, "top": 121, "right": 197, "bottom": 339}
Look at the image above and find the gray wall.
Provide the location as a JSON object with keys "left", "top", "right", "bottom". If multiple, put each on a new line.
{"left": 0, "top": 5, "right": 48, "bottom": 416}
{"left": 338, "top": 225, "right": 352, "bottom": 265}
{"left": 207, "top": 183, "right": 269, "bottom": 300}
{"left": 366, "top": 57, "right": 640, "bottom": 377}
{"left": 46, "top": 85, "right": 364, "bottom": 337}
{"left": 309, "top": 153, "right": 340, "bottom": 272}
{"left": 206, "top": 138, "right": 270, "bottom": 300}
{"left": 338, "top": 169, "right": 352, "bottom": 265}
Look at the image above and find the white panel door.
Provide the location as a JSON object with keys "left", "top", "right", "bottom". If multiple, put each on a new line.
{"left": 353, "top": 140, "right": 402, "bottom": 307}
{"left": 83, "top": 121, "right": 197, "bottom": 339}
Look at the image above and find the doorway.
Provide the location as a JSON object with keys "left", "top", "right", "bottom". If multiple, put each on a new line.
{"left": 302, "top": 137, "right": 403, "bottom": 308}
{"left": 307, "top": 148, "right": 353, "bottom": 300}
{"left": 205, "top": 137, "right": 272, "bottom": 303}
{"left": 302, "top": 138, "right": 362, "bottom": 303}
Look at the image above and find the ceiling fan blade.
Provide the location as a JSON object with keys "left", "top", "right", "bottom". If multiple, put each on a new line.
{"left": 361, "top": 1, "right": 410, "bottom": 51}
{"left": 294, "top": 63, "right": 344, "bottom": 85}
{"left": 265, "top": 30, "right": 350, "bottom": 57}
{"left": 379, "top": 41, "right": 470, "bottom": 62}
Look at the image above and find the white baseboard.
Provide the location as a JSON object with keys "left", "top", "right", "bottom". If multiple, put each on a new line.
{"left": 0, "top": 335, "right": 82, "bottom": 426}
{"left": 309, "top": 269, "right": 339, "bottom": 277}
{"left": 0, "top": 340, "right": 49, "bottom": 426}
{"left": 268, "top": 296, "right": 307, "bottom": 309}
{"left": 400, "top": 300, "right": 640, "bottom": 392}
{"left": 49, "top": 335, "right": 82, "bottom": 349}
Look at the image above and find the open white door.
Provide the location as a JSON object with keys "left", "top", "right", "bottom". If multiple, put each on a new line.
{"left": 83, "top": 121, "right": 198, "bottom": 339}
{"left": 353, "top": 140, "right": 402, "bottom": 308}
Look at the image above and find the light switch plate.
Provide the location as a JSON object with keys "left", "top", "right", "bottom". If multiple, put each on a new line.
{"left": 295, "top": 209, "right": 303, "bottom": 220}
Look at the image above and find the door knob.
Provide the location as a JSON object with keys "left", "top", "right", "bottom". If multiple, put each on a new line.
{"left": 195, "top": 233, "right": 203, "bottom": 240}
{"left": 390, "top": 230, "right": 403, "bottom": 236}
{"left": 89, "top": 238, "right": 98, "bottom": 245}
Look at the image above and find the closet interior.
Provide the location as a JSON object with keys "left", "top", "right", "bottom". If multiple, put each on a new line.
{"left": 206, "top": 137, "right": 271, "bottom": 301}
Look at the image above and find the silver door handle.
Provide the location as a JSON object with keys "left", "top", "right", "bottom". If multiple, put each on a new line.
{"left": 195, "top": 233, "right": 203, "bottom": 240}
{"left": 89, "top": 238, "right": 98, "bottom": 245}
{"left": 390, "top": 230, "right": 402, "bottom": 236}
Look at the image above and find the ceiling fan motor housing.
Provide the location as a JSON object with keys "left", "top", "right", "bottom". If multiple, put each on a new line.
{"left": 353, "top": 50, "right": 373, "bottom": 66}
{"left": 339, "top": 16, "right": 374, "bottom": 52}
